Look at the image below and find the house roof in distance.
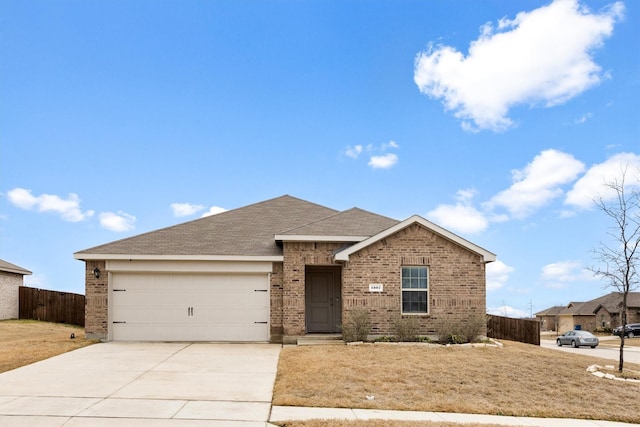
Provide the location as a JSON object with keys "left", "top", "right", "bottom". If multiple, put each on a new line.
{"left": 536, "top": 292, "right": 640, "bottom": 317}
{"left": 0, "top": 259, "right": 32, "bottom": 276}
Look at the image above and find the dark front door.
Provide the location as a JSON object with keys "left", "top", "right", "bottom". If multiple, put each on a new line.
{"left": 306, "top": 268, "right": 341, "bottom": 333}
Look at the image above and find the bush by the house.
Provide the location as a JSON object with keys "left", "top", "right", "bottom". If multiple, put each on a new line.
{"left": 341, "top": 308, "right": 371, "bottom": 343}
{"left": 392, "top": 315, "right": 421, "bottom": 342}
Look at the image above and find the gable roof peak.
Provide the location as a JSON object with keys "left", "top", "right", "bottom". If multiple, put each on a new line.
{"left": 334, "top": 214, "right": 496, "bottom": 263}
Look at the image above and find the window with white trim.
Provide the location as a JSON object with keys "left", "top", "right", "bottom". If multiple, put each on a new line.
{"left": 401, "top": 266, "right": 428, "bottom": 314}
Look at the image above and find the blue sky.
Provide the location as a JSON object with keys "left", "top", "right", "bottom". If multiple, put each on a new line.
{"left": 1, "top": 0, "right": 638, "bottom": 318}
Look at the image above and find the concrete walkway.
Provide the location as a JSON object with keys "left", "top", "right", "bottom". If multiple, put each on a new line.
{"left": 0, "top": 342, "right": 637, "bottom": 426}
{"left": 270, "top": 406, "right": 638, "bottom": 426}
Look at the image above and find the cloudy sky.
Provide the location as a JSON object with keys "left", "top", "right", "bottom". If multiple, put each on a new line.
{"left": 1, "top": 0, "right": 638, "bottom": 318}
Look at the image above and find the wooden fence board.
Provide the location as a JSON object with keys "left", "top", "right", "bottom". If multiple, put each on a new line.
{"left": 19, "top": 287, "right": 85, "bottom": 327}
{"left": 487, "top": 314, "right": 540, "bottom": 345}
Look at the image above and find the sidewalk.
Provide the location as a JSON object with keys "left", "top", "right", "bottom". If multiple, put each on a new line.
{"left": 269, "top": 406, "right": 638, "bottom": 427}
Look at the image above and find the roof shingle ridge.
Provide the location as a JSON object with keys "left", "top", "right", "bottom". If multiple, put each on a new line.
{"left": 279, "top": 206, "right": 398, "bottom": 235}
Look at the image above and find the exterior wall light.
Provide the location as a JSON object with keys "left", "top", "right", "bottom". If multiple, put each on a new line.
{"left": 93, "top": 267, "right": 101, "bottom": 279}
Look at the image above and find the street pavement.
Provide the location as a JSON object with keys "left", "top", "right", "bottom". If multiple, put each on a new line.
{"left": 540, "top": 335, "right": 640, "bottom": 364}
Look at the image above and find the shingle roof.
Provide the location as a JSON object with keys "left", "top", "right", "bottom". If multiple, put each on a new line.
{"left": 75, "top": 195, "right": 339, "bottom": 258}
{"left": 534, "top": 306, "right": 565, "bottom": 316}
{"left": 0, "top": 259, "right": 32, "bottom": 275}
{"left": 278, "top": 208, "right": 399, "bottom": 238}
{"left": 536, "top": 292, "right": 640, "bottom": 317}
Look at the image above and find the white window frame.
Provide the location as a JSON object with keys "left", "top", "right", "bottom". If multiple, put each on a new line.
{"left": 401, "top": 266, "right": 429, "bottom": 315}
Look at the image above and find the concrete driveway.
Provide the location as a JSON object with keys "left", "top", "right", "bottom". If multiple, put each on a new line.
{"left": 0, "top": 342, "right": 281, "bottom": 426}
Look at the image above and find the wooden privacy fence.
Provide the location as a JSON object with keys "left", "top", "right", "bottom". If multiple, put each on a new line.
{"left": 487, "top": 314, "right": 540, "bottom": 345}
{"left": 19, "top": 287, "right": 85, "bottom": 327}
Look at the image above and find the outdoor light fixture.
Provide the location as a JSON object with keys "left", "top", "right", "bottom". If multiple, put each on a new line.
{"left": 93, "top": 267, "right": 101, "bottom": 279}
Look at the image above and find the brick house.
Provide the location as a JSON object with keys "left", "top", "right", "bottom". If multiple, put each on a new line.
{"left": 75, "top": 195, "right": 496, "bottom": 343}
{"left": 0, "top": 259, "right": 32, "bottom": 320}
{"left": 536, "top": 292, "right": 640, "bottom": 333}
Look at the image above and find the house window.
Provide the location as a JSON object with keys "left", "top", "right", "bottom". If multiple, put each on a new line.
{"left": 401, "top": 266, "right": 428, "bottom": 314}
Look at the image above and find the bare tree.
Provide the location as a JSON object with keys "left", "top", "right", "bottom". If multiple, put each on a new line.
{"left": 591, "top": 167, "right": 640, "bottom": 372}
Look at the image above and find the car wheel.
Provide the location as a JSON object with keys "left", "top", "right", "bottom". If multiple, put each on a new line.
{"left": 556, "top": 339, "right": 562, "bottom": 347}
{"left": 629, "top": 332, "right": 635, "bottom": 339}
{"left": 571, "top": 340, "right": 577, "bottom": 348}
{"left": 591, "top": 346, "right": 596, "bottom": 348}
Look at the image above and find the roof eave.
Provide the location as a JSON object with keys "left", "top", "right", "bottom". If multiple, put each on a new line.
{"left": 274, "top": 234, "right": 369, "bottom": 242}
{"left": 334, "top": 215, "right": 496, "bottom": 263}
{"left": 0, "top": 267, "right": 32, "bottom": 276}
{"left": 74, "top": 253, "right": 283, "bottom": 262}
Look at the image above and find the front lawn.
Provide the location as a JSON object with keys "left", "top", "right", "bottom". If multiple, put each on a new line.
{"left": 273, "top": 341, "right": 640, "bottom": 424}
{"left": 0, "top": 319, "right": 97, "bottom": 373}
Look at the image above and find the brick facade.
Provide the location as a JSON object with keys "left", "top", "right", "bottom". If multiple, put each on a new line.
{"left": 0, "top": 271, "right": 22, "bottom": 320}
{"left": 281, "top": 242, "right": 343, "bottom": 340}
{"left": 84, "top": 261, "right": 108, "bottom": 340}
{"left": 272, "top": 223, "right": 487, "bottom": 342}
{"left": 270, "top": 261, "right": 284, "bottom": 342}
{"left": 85, "top": 224, "right": 488, "bottom": 342}
{"left": 342, "top": 223, "right": 486, "bottom": 337}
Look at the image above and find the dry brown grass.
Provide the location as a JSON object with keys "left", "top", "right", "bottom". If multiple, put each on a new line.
{"left": 274, "top": 421, "right": 505, "bottom": 427}
{"left": 273, "top": 341, "right": 640, "bottom": 424}
{"left": 0, "top": 319, "right": 97, "bottom": 373}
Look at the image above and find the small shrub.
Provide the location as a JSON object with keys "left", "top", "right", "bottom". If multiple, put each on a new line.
{"left": 435, "top": 318, "right": 461, "bottom": 344}
{"left": 341, "top": 308, "right": 371, "bottom": 343}
{"left": 393, "top": 316, "right": 420, "bottom": 342}
{"left": 460, "top": 313, "right": 488, "bottom": 343}
{"left": 445, "top": 333, "right": 464, "bottom": 344}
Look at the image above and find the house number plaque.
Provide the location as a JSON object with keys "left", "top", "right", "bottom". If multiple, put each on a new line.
{"left": 369, "top": 284, "right": 383, "bottom": 292}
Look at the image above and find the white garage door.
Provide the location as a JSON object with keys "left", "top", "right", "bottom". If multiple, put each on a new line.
{"left": 110, "top": 272, "right": 269, "bottom": 342}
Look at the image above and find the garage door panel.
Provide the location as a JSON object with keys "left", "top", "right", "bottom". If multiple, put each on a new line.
{"left": 110, "top": 272, "right": 269, "bottom": 342}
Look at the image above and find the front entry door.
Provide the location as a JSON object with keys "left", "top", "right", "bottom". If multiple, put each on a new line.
{"left": 306, "top": 268, "right": 341, "bottom": 333}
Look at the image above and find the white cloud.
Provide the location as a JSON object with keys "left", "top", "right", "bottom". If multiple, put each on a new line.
{"left": 345, "top": 141, "right": 400, "bottom": 169}
{"left": 171, "top": 202, "right": 206, "bottom": 217}
{"left": 574, "top": 113, "right": 592, "bottom": 124}
{"left": 345, "top": 145, "right": 363, "bottom": 159}
{"left": 487, "top": 149, "right": 585, "bottom": 219}
{"left": 382, "top": 140, "right": 399, "bottom": 150}
{"left": 540, "top": 260, "right": 596, "bottom": 289}
{"left": 368, "top": 153, "right": 398, "bottom": 169}
{"left": 7, "top": 188, "right": 94, "bottom": 222}
{"left": 99, "top": 211, "right": 136, "bottom": 232}
{"left": 414, "top": 0, "right": 624, "bottom": 132}
{"left": 486, "top": 260, "right": 515, "bottom": 291}
{"left": 487, "top": 305, "right": 529, "bottom": 318}
{"left": 564, "top": 152, "right": 640, "bottom": 210}
{"left": 201, "top": 206, "right": 227, "bottom": 217}
{"left": 427, "top": 203, "right": 488, "bottom": 234}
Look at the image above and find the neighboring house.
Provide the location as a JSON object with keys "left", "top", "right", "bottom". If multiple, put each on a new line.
{"left": 75, "top": 195, "right": 496, "bottom": 343}
{"left": 0, "top": 259, "right": 32, "bottom": 320}
{"left": 535, "top": 305, "right": 564, "bottom": 332}
{"left": 536, "top": 292, "right": 640, "bottom": 333}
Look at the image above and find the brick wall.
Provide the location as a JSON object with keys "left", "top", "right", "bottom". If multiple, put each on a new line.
{"left": 279, "top": 223, "right": 488, "bottom": 340}
{"left": 270, "top": 261, "right": 284, "bottom": 342}
{"left": 282, "top": 242, "right": 343, "bottom": 338}
{"left": 342, "top": 223, "right": 486, "bottom": 337}
{"left": 0, "top": 271, "right": 22, "bottom": 319}
{"left": 84, "top": 261, "right": 108, "bottom": 340}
